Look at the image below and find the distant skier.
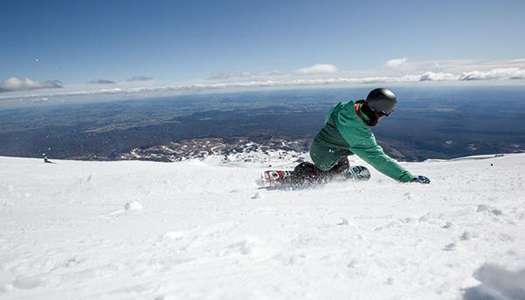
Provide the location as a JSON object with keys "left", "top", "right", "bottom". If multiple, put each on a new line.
{"left": 43, "top": 153, "right": 54, "bottom": 164}
{"left": 293, "top": 88, "right": 430, "bottom": 184}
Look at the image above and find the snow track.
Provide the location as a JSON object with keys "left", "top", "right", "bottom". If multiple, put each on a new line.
{"left": 1, "top": 154, "right": 524, "bottom": 299}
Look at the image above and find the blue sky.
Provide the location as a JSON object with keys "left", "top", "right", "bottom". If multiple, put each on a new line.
{"left": 1, "top": 0, "right": 524, "bottom": 95}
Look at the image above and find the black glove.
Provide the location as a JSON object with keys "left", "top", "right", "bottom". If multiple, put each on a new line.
{"left": 411, "top": 175, "right": 430, "bottom": 184}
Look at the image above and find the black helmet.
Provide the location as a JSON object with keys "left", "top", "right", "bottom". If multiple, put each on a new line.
{"left": 365, "top": 88, "right": 397, "bottom": 116}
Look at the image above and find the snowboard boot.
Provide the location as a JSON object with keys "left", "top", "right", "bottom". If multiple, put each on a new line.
{"left": 291, "top": 162, "right": 325, "bottom": 185}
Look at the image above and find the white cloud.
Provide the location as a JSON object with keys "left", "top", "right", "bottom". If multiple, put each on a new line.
{"left": 0, "top": 77, "right": 62, "bottom": 93}
{"left": 297, "top": 64, "right": 338, "bottom": 75}
{"left": 460, "top": 68, "right": 525, "bottom": 81}
{"left": 385, "top": 57, "right": 408, "bottom": 68}
{"left": 419, "top": 72, "right": 459, "bottom": 81}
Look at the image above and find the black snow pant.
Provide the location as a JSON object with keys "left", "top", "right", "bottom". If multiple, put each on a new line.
{"left": 292, "top": 157, "right": 349, "bottom": 183}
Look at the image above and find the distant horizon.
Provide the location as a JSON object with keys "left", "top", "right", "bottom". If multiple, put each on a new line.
{"left": 1, "top": 77, "right": 525, "bottom": 109}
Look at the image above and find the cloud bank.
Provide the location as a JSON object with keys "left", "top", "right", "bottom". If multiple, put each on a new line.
{"left": 0, "top": 77, "right": 62, "bottom": 93}
{"left": 419, "top": 72, "right": 458, "bottom": 81}
{"left": 1, "top": 58, "right": 524, "bottom": 103}
{"left": 460, "top": 68, "right": 525, "bottom": 81}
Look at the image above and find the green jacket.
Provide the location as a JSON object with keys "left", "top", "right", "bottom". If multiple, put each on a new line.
{"left": 311, "top": 100, "right": 414, "bottom": 182}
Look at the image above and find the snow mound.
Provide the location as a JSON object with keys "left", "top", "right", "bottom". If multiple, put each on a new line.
{"left": 464, "top": 264, "right": 525, "bottom": 300}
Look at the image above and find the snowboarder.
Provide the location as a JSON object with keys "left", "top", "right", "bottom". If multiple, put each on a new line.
{"left": 293, "top": 88, "right": 430, "bottom": 184}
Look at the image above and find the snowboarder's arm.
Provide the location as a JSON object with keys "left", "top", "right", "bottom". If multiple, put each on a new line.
{"left": 348, "top": 135, "right": 414, "bottom": 182}
{"left": 335, "top": 107, "right": 414, "bottom": 182}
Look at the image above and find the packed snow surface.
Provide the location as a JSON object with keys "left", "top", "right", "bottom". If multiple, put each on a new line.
{"left": 1, "top": 154, "right": 525, "bottom": 299}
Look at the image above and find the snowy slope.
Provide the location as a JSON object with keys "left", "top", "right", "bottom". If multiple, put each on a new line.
{"left": 1, "top": 154, "right": 524, "bottom": 300}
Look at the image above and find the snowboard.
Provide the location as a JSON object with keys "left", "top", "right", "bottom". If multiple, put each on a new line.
{"left": 257, "top": 165, "right": 371, "bottom": 189}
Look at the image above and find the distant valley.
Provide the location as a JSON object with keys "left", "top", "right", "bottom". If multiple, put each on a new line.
{"left": 1, "top": 86, "right": 524, "bottom": 162}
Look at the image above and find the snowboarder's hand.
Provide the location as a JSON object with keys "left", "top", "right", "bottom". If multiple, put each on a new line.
{"left": 411, "top": 175, "right": 430, "bottom": 184}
